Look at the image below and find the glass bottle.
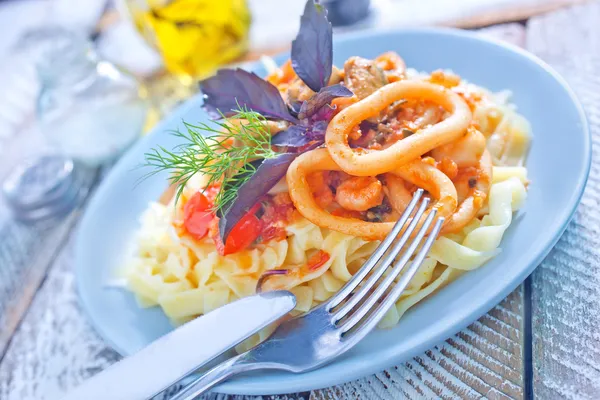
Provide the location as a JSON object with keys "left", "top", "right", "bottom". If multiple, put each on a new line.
{"left": 35, "top": 28, "right": 149, "bottom": 167}
{"left": 123, "top": 0, "right": 251, "bottom": 80}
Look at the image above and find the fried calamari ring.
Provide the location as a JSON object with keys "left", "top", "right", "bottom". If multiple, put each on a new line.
{"left": 286, "top": 148, "right": 458, "bottom": 240}
{"left": 326, "top": 80, "right": 472, "bottom": 176}
{"left": 441, "top": 150, "right": 492, "bottom": 234}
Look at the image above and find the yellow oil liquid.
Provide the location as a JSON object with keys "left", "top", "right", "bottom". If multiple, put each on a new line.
{"left": 132, "top": 0, "right": 251, "bottom": 79}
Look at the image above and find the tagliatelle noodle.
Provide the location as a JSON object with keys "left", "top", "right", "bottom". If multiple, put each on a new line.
{"left": 325, "top": 80, "right": 472, "bottom": 176}
{"left": 428, "top": 177, "right": 526, "bottom": 271}
{"left": 286, "top": 148, "right": 458, "bottom": 240}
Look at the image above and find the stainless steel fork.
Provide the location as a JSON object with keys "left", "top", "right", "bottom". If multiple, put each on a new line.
{"left": 171, "top": 189, "right": 443, "bottom": 399}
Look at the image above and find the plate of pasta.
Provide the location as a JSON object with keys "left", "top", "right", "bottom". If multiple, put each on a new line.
{"left": 76, "top": 2, "right": 590, "bottom": 395}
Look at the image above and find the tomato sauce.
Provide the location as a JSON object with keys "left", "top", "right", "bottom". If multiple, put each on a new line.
{"left": 183, "top": 189, "right": 296, "bottom": 256}
{"left": 307, "top": 250, "right": 330, "bottom": 271}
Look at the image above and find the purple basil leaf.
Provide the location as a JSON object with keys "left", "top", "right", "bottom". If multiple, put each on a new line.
{"left": 200, "top": 68, "right": 297, "bottom": 123}
{"left": 309, "top": 120, "right": 329, "bottom": 139}
{"left": 291, "top": 0, "right": 333, "bottom": 92}
{"left": 313, "top": 104, "right": 336, "bottom": 122}
{"left": 288, "top": 100, "right": 303, "bottom": 117}
{"left": 271, "top": 125, "right": 311, "bottom": 147}
{"left": 218, "top": 153, "right": 298, "bottom": 241}
{"left": 298, "top": 84, "right": 353, "bottom": 119}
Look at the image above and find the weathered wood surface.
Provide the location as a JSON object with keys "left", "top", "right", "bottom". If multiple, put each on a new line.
{"left": 0, "top": 122, "right": 98, "bottom": 359}
{"left": 0, "top": 212, "right": 78, "bottom": 357}
{"left": 448, "top": 0, "right": 586, "bottom": 29}
{"left": 526, "top": 2, "right": 600, "bottom": 399}
{"left": 0, "top": 23, "right": 529, "bottom": 400}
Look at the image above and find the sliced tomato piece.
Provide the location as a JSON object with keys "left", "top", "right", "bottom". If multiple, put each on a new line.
{"left": 183, "top": 191, "right": 214, "bottom": 240}
{"left": 259, "top": 197, "right": 294, "bottom": 243}
{"left": 260, "top": 226, "right": 287, "bottom": 243}
{"left": 213, "top": 204, "right": 263, "bottom": 256}
{"left": 203, "top": 184, "right": 220, "bottom": 203}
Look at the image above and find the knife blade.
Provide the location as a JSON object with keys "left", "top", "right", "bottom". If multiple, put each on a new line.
{"left": 61, "top": 290, "right": 296, "bottom": 400}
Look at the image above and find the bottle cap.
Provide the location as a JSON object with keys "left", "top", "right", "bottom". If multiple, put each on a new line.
{"left": 323, "top": 0, "right": 371, "bottom": 26}
{"left": 2, "top": 155, "right": 82, "bottom": 221}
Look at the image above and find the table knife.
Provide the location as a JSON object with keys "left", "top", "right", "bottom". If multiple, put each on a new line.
{"left": 61, "top": 290, "right": 296, "bottom": 400}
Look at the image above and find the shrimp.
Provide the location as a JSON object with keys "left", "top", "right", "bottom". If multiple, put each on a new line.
{"left": 335, "top": 176, "right": 384, "bottom": 211}
{"left": 307, "top": 172, "right": 335, "bottom": 209}
{"left": 431, "top": 127, "right": 486, "bottom": 168}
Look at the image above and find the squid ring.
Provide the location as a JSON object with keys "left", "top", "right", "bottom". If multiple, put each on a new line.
{"left": 441, "top": 150, "right": 493, "bottom": 234}
{"left": 286, "top": 148, "right": 458, "bottom": 241}
{"left": 326, "top": 80, "right": 472, "bottom": 176}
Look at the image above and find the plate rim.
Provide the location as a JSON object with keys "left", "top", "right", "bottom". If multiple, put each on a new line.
{"left": 75, "top": 26, "right": 592, "bottom": 395}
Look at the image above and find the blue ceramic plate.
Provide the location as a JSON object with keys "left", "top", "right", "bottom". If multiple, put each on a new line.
{"left": 76, "top": 28, "right": 591, "bottom": 395}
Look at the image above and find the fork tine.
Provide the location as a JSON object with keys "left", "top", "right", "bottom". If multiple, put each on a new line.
{"left": 344, "top": 217, "right": 444, "bottom": 337}
{"left": 326, "top": 189, "right": 424, "bottom": 311}
{"left": 331, "top": 196, "right": 431, "bottom": 323}
{"left": 338, "top": 208, "right": 440, "bottom": 334}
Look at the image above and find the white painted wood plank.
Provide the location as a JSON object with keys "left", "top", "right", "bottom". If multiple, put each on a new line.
{"left": 526, "top": 3, "right": 600, "bottom": 399}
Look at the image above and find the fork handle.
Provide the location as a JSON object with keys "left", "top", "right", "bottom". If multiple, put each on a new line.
{"left": 169, "top": 353, "right": 259, "bottom": 400}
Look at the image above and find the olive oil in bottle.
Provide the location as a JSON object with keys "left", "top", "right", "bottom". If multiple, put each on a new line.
{"left": 129, "top": 0, "right": 251, "bottom": 79}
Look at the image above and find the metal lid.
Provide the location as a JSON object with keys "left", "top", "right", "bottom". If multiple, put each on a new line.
{"left": 2, "top": 155, "right": 81, "bottom": 221}
{"left": 324, "top": 0, "right": 371, "bottom": 26}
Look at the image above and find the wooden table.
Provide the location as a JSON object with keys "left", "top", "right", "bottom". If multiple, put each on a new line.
{"left": 1, "top": 2, "right": 600, "bottom": 399}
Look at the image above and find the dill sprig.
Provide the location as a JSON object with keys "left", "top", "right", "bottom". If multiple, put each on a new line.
{"left": 144, "top": 106, "right": 278, "bottom": 213}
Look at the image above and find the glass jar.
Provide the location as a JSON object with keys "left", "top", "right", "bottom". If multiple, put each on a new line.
{"left": 35, "top": 28, "right": 149, "bottom": 167}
